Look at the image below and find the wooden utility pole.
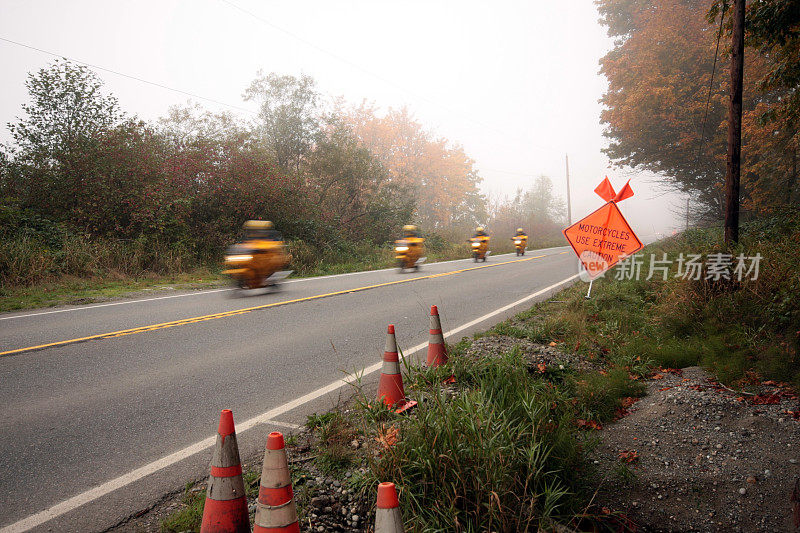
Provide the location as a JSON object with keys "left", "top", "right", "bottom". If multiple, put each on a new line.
{"left": 724, "top": 0, "right": 745, "bottom": 244}
{"left": 565, "top": 154, "right": 572, "bottom": 225}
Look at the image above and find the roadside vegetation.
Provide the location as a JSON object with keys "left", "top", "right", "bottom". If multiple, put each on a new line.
{"left": 0, "top": 61, "right": 567, "bottom": 312}
{"left": 156, "top": 215, "right": 798, "bottom": 531}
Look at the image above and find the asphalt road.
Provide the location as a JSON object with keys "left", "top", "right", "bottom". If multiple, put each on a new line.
{"left": 0, "top": 247, "right": 579, "bottom": 532}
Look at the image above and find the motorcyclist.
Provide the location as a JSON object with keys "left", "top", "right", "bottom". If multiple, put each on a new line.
{"left": 243, "top": 220, "right": 283, "bottom": 241}
{"left": 469, "top": 226, "right": 490, "bottom": 262}
{"left": 473, "top": 226, "right": 489, "bottom": 238}
{"left": 511, "top": 227, "right": 528, "bottom": 255}
{"left": 395, "top": 224, "right": 425, "bottom": 270}
{"left": 224, "top": 220, "right": 290, "bottom": 290}
{"left": 403, "top": 224, "right": 420, "bottom": 239}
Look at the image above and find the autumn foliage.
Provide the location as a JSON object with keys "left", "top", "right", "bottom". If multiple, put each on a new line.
{"left": 598, "top": 0, "right": 799, "bottom": 219}
{"left": 0, "top": 62, "right": 492, "bottom": 285}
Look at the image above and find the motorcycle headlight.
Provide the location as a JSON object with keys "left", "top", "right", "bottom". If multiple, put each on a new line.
{"left": 471, "top": 242, "right": 481, "bottom": 247}
{"left": 514, "top": 240, "right": 521, "bottom": 244}
{"left": 226, "top": 254, "right": 253, "bottom": 262}
{"left": 395, "top": 246, "right": 409, "bottom": 252}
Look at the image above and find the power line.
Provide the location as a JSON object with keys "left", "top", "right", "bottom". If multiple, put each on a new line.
{"left": 697, "top": 3, "right": 728, "bottom": 162}
{"left": 218, "top": 0, "right": 558, "bottom": 151}
{"left": 0, "top": 36, "right": 258, "bottom": 116}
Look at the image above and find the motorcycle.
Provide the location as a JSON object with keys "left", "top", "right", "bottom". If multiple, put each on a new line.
{"left": 395, "top": 237, "right": 426, "bottom": 271}
{"left": 512, "top": 235, "right": 528, "bottom": 256}
{"left": 469, "top": 235, "right": 490, "bottom": 262}
{"left": 223, "top": 221, "right": 292, "bottom": 292}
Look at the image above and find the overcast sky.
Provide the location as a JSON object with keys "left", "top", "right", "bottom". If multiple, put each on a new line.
{"left": 0, "top": 0, "right": 687, "bottom": 236}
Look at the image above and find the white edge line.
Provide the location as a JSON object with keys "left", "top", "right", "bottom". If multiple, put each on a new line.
{"left": 0, "top": 272, "right": 579, "bottom": 533}
{"left": 0, "top": 248, "right": 568, "bottom": 322}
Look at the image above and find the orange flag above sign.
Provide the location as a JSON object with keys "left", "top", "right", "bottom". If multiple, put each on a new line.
{"left": 594, "top": 176, "right": 616, "bottom": 202}
{"left": 563, "top": 179, "right": 643, "bottom": 279}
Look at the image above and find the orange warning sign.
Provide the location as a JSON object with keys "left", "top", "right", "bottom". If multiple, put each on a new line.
{"left": 563, "top": 201, "right": 643, "bottom": 279}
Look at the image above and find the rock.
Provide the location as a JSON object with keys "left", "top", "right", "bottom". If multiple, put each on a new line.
{"left": 738, "top": 487, "right": 747, "bottom": 495}
{"left": 790, "top": 459, "right": 798, "bottom": 464}
{"left": 311, "top": 496, "right": 327, "bottom": 508}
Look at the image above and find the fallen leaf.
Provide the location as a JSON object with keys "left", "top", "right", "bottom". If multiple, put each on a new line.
{"left": 651, "top": 373, "right": 665, "bottom": 380}
{"left": 620, "top": 397, "right": 641, "bottom": 409}
{"left": 750, "top": 393, "right": 780, "bottom": 405}
{"left": 375, "top": 425, "right": 400, "bottom": 448}
{"left": 536, "top": 363, "right": 547, "bottom": 373}
{"left": 577, "top": 419, "right": 603, "bottom": 430}
{"left": 549, "top": 341, "right": 557, "bottom": 347}
{"left": 618, "top": 450, "right": 639, "bottom": 463}
{"left": 658, "top": 387, "right": 673, "bottom": 392}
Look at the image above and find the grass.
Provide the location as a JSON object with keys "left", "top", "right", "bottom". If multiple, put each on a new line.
{"left": 474, "top": 215, "right": 800, "bottom": 389}
{"left": 160, "top": 469, "right": 262, "bottom": 532}
{"left": 323, "top": 215, "right": 798, "bottom": 530}
{"left": 340, "top": 345, "right": 645, "bottom": 531}
{"left": 0, "top": 270, "right": 225, "bottom": 312}
{"left": 159, "top": 483, "right": 205, "bottom": 533}
{"left": 0, "top": 237, "right": 555, "bottom": 312}
{"left": 155, "top": 215, "right": 798, "bottom": 531}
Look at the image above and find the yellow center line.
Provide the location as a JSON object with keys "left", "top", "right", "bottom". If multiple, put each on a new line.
{"left": 2, "top": 252, "right": 566, "bottom": 357}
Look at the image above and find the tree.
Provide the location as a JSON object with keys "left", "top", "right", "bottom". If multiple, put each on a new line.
{"left": 735, "top": 0, "right": 800, "bottom": 123}
{"left": 597, "top": 0, "right": 795, "bottom": 219}
{"left": 243, "top": 72, "right": 320, "bottom": 173}
{"left": 305, "top": 119, "right": 414, "bottom": 242}
{"left": 488, "top": 176, "right": 566, "bottom": 245}
{"left": 344, "top": 103, "right": 486, "bottom": 230}
{"left": 8, "top": 59, "right": 120, "bottom": 162}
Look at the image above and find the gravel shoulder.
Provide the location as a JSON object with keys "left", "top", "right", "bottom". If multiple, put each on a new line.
{"left": 592, "top": 366, "right": 800, "bottom": 532}
{"left": 110, "top": 337, "right": 800, "bottom": 532}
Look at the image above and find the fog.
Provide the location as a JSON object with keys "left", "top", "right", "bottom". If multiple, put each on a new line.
{"left": 0, "top": 0, "right": 687, "bottom": 238}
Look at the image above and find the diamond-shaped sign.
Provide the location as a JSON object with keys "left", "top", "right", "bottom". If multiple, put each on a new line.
{"left": 563, "top": 201, "right": 643, "bottom": 279}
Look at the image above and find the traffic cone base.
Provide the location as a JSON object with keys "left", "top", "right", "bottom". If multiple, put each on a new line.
{"left": 394, "top": 399, "right": 417, "bottom": 414}
{"left": 253, "top": 432, "right": 300, "bottom": 533}
{"left": 201, "top": 410, "right": 250, "bottom": 533}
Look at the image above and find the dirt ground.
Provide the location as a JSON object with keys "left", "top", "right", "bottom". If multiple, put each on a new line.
{"left": 592, "top": 366, "right": 800, "bottom": 532}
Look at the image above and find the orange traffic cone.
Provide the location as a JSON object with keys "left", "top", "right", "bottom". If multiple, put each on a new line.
{"left": 377, "top": 325, "right": 417, "bottom": 413}
{"left": 253, "top": 431, "right": 300, "bottom": 533}
{"left": 200, "top": 409, "right": 250, "bottom": 533}
{"left": 426, "top": 305, "right": 448, "bottom": 367}
{"left": 375, "top": 482, "right": 404, "bottom": 533}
